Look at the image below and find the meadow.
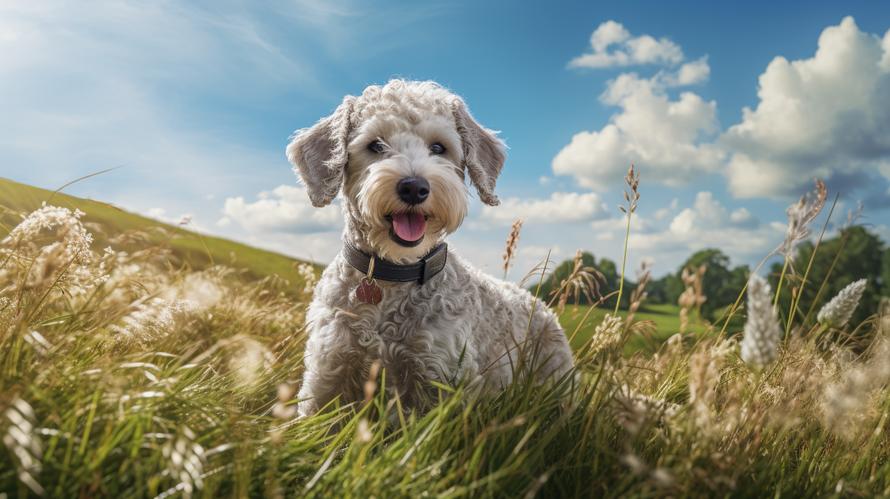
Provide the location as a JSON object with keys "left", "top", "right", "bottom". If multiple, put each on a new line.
{"left": 1, "top": 175, "right": 888, "bottom": 497}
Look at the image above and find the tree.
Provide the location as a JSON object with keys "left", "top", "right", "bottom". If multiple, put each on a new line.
{"left": 649, "top": 273, "right": 684, "bottom": 305}
{"left": 770, "top": 226, "right": 885, "bottom": 327}
{"left": 661, "top": 249, "right": 749, "bottom": 320}
{"left": 882, "top": 247, "right": 890, "bottom": 294}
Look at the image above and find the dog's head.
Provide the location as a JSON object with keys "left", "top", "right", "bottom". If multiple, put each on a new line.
{"left": 286, "top": 80, "right": 506, "bottom": 262}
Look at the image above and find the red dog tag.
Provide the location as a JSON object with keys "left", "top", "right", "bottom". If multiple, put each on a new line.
{"left": 356, "top": 278, "right": 382, "bottom": 305}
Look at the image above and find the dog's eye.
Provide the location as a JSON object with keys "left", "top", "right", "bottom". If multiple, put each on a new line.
{"left": 367, "top": 139, "right": 386, "bottom": 154}
{"left": 429, "top": 142, "right": 446, "bottom": 155}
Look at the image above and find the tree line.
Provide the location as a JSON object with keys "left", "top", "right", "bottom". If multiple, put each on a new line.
{"left": 534, "top": 226, "right": 890, "bottom": 324}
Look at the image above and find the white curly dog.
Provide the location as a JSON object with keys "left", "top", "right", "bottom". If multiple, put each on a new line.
{"left": 287, "top": 80, "right": 574, "bottom": 416}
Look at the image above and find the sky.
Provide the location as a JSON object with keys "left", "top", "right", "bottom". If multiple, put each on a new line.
{"left": 1, "top": 0, "right": 889, "bottom": 279}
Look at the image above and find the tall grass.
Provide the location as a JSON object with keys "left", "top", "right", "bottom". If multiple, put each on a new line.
{"left": 1, "top": 191, "right": 888, "bottom": 497}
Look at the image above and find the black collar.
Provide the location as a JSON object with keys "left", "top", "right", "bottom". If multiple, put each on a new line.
{"left": 343, "top": 242, "right": 448, "bottom": 285}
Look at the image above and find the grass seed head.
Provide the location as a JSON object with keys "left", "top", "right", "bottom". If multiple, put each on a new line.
{"left": 502, "top": 218, "right": 523, "bottom": 278}
{"left": 780, "top": 179, "right": 827, "bottom": 258}
{"left": 817, "top": 279, "right": 867, "bottom": 329}
{"left": 740, "top": 275, "right": 782, "bottom": 368}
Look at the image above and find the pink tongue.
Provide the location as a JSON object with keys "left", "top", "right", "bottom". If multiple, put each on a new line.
{"left": 391, "top": 212, "right": 426, "bottom": 242}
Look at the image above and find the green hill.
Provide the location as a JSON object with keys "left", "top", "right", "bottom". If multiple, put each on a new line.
{"left": 0, "top": 177, "right": 313, "bottom": 289}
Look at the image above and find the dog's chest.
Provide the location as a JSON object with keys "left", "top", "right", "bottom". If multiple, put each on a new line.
{"left": 350, "top": 282, "right": 448, "bottom": 343}
{"left": 338, "top": 274, "right": 472, "bottom": 370}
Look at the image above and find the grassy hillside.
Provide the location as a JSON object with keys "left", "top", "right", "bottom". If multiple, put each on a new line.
{"left": 0, "top": 177, "right": 312, "bottom": 290}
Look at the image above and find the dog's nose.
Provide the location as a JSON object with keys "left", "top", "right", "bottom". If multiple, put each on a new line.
{"left": 396, "top": 176, "right": 430, "bottom": 205}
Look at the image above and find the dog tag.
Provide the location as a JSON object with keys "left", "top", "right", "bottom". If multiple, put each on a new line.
{"left": 356, "top": 278, "right": 382, "bottom": 305}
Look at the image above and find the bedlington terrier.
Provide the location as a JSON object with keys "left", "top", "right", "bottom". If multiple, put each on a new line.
{"left": 287, "top": 80, "right": 574, "bottom": 416}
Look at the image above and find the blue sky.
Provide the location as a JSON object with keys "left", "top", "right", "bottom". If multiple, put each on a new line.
{"left": 2, "top": 0, "right": 889, "bottom": 278}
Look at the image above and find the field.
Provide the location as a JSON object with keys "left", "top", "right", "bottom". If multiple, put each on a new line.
{"left": 1, "top": 180, "right": 889, "bottom": 497}
{"left": 559, "top": 303, "right": 709, "bottom": 352}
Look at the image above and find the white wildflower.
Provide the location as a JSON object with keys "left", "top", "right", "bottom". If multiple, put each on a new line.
{"left": 3, "top": 204, "right": 92, "bottom": 259}
{"left": 228, "top": 336, "right": 273, "bottom": 389}
{"left": 689, "top": 340, "right": 732, "bottom": 431}
{"left": 1, "top": 205, "right": 102, "bottom": 295}
{"left": 355, "top": 418, "right": 373, "bottom": 443}
{"left": 164, "top": 273, "right": 224, "bottom": 311}
{"left": 817, "top": 279, "right": 867, "bottom": 329}
{"left": 112, "top": 297, "right": 195, "bottom": 343}
{"left": 613, "top": 385, "right": 680, "bottom": 434}
{"left": 271, "top": 383, "right": 298, "bottom": 422}
{"left": 590, "top": 314, "right": 623, "bottom": 354}
{"left": 296, "top": 263, "right": 318, "bottom": 296}
{"left": 740, "top": 275, "right": 782, "bottom": 368}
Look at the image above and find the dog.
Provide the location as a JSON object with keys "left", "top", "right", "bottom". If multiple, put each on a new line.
{"left": 287, "top": 80, "right": 574, "bottom": 416}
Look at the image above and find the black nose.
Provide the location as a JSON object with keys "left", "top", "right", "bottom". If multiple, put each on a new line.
{"left": 396, "top": 176, "right": 430, "bottom": 205}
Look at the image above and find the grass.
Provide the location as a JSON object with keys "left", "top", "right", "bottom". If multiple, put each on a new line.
{"left": 0, "top": 177, "right": 314, "bottom": 290}
{"left": 559, "top": 303, "right": 710, "bottom": 352}
{"left": 1, "top": 180, "right": 889, "bottom": 497}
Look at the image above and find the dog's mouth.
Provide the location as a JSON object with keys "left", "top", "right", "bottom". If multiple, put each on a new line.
{"left": 385, "top": 212, "right": 428, "bottom": 247}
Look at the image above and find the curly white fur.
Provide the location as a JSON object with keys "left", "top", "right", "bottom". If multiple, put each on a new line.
{"left": 287, "top": 80, "right": 574, "bottom": 416}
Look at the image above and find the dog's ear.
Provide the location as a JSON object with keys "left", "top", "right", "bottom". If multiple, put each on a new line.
{"left": 286, "top": 95, "right": 356, "bottom": 207}
{"left": 452, "top": 98, "right": 506, "bottom": 206}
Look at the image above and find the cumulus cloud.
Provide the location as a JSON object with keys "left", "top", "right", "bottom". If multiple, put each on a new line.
{"left": 659, "top": 57, "right": 710, "bottom": 87}
{"left": 629, "top": 192, "right": 778, "bottom": 265}
{"left": 722, "top": 17, "right": 890, "bottom": 198}
{"left": 653, "top": 198, "right": 679, "bottom": 220}
{"left": 220, "top": 185, "right": 341, "bottom": 233}
{"left": 569, "top": 20, "right": 684, "bottom": 69}
{"left": 552, "top": 73, "right": 723, "bottom": 190}
{"left": 481, "top": 191, "right": 610, "bottom": 224}
{"left": 558, "top": 22, "right": 721, "bottom": 191}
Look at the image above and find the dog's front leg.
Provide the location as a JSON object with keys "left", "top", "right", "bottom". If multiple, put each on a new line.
{"left": 297, "top": 318, "right": 371, "bottom": 418}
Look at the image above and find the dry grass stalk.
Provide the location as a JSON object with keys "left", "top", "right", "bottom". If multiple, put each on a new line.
{"left": 549, "top": 249, "right": 604, "bottom": 314}
{"left": 620, "top": 164, "right": 640, "bottom": 215}
{"left": 822, "top": 335, "right": 890, "bottom": 439}
{"left": 688, "top": 340, "right": 731, "bottom": 433}
{"left": 780, "top": 178, "right": 827, "bottom": 259}
{"left": 625, "top": 261, "right": 651, "bottom": 327}
{"left": 678, "top": 264, "right": 707, "bottom": 333}
{"left": 502, "top": 218, "right": 523, "bottom": 279}
{"left": 614, "top": 164, "right": 641, "bottom": 315}
{"left": 590, "top": 314, "right": 623, "bottom": 354}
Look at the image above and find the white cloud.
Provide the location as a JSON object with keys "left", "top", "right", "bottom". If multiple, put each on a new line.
{"left": 220, "top": 184, "right": 341, "bottom": 234}
{"left": 552, "top": 73, "right": 723, "bottom": 190}
{"left": 628, "top": 192, "right": 778, "bottom": 268}
{"left": 481, "top": 191, "right": 610, "bottom": 224}
{"left": 659, "top": 57, "right": 710, "bottom": 87}
{"left": 722, "top": 17, "right": 890, "bottom": 198}
{"left": 559, "top": 25, "right": 720, "bottom": 191}
{"left": 569, "top": 20, "right": 684, "bottom": 69}
{"left": 669, "top": 192, "right": 757, "bottom": 234}
{"left": 654, "top": 197, "right": 679, "bottom": 220}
